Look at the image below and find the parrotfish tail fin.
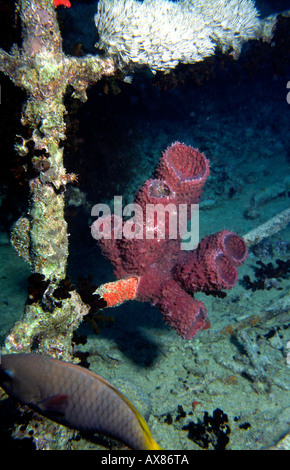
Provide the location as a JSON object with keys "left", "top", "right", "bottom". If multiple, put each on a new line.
{"left": 144, "top": 435, "right": 163, "bottom": 451}
{"left": 135, "top": 408, "right": 163, "bottom": 450}
{"left": 114, "top": 386, "right": 163, "bottom": 450}
{"left": 102, "top": 376, "right": 162, "bottom": 450}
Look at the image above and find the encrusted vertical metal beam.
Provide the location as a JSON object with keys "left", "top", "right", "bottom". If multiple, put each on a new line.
{"left": 0, "top": 0, "right": 115, "bottom": 358}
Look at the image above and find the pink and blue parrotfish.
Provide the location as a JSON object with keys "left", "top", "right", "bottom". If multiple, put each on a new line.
{"left": 0, "top": 353, "right": 161, "bottom": 450}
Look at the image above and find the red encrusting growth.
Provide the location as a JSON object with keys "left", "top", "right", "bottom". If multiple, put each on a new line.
{"left": 53, "top": 0, "right": 71, "bottom": 8}
{"left": 92, "top": 142, "right": 247, "bottom": 340}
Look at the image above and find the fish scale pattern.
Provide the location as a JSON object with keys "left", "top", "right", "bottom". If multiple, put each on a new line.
{"left": 55, "top": 365, "right": 142, "bottom": 447}
{"left": 0, "top": 354, "right": 158, "bottom": 449}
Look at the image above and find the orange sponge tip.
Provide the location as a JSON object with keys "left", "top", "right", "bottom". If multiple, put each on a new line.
{"left": 95, "top": 277, "right": 138, "bottom": 308}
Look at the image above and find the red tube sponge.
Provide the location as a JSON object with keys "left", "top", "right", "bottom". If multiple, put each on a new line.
{"left": 174, "top": 230, "right": 248, "bottom": 294}
{"left": 93, "top": 143, "right": 247, "bottom": 340}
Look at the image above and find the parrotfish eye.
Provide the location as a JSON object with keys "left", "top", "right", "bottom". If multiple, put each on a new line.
{"left": 149, "top": 180, "right": 172, "bottom": 198}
